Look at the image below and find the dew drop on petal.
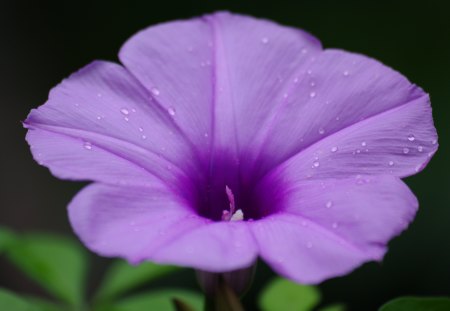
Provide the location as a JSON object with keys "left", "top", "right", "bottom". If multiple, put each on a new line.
{"left": 310, "top": 81, "right": 316, "bottom": 87}
{"left": 389, "top": 160, "right": 394, "bottom": 166}
{"left": 318, "top": 128, "right": 325, "bottom": 135}
{"left": 167, "top": 107, "right": 176, "bottom": 116}
{"left": 432, "top": 139, "right": 437, "bottom": 145}
{"left": 309, "top": 91, "right": 316, "bottom": 98}
{"left": 151, "top": 87, "right": 160, "bottom": 96}
{"left": 293, "top": 77, "right": 299, "bottom": 84}
{"left": 343, "top": 70, "right": 350, "bottom": 76}
{"left": 124, "top": 117, "right": 129, "bottom": 122}
{"left": 141, "top": 135, "right": 147, "bottom": 140}
{"left": 331, "top": 146, "right": 338, "bottom": 153}
{"left": 418, "top": 145, "right": 423, "bottom": 152}
{"left": 332, "top": 222, "right": 339, "bottom": 229}
{"left": 83, "top": 142, "right": 92, "bottom": 150}
{"left": 326, "top": 201, "right": 333, "bottom": 208}
{"left": 261, "top": 37, "right": 269, "bottom": 44}
{"left": 403, "top": 147, "right": 410, "bottom": 154}
{"left": 138, "top": 127, "right": 144, "bottom": 132}
{"left": 313, "top": 161, "right": 320, "bottom": 168}
{"left": 408, "top": 134, "right": 415, "bottom": 141}
{"left": 361, "top": 141, "right": 367, "bottom": 147}
{"left": 96, "top": 116, "right": 102, "bottom": 120}
{"left": 120, "top": 108, "right": 129, "bottom": 115}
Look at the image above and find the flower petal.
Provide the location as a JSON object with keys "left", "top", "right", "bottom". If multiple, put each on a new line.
{"left": 251, "top": 175, "right": 417, "bottom": 284}
{"left": 25, "top": 61, "right": 199, "bottom": 190}
{"left": 265, "top": 94, "right": 437, "bottom": 181}
{"left": 69, "top": 183, "right": 257, "bottom": 271}
{"left": 119, "top": 12, "right": 321, "bottom": 165}
{"left": 247, "top": 50, "right": 437, "bottom": 179}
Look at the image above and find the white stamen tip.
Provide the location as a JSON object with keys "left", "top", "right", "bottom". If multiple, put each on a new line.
{"left": 230, "top": 209, "right": 244, "bottom": 221}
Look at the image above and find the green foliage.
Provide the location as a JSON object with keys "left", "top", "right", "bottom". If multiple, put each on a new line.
{"left": 95, "top": 289, "right": 203, "bottom": 311}
{"left": 25, "top": 297, "right": 65, "bottom": 311}
{"left": 379, "top": 297, "right": 450, "bottom": 311}
{"left": 96, "top": 260, "right": 179, "bottom": 302}
{"left": 0, "top": 289, "right": 39, "bottom": 311}
{"left": 258, "top": 278, "right": 321, "bottom": 311}
{"left": 0, "top": 226, "right": 16, "bottom": 253}
{"left": 318, "top": 304, "right": 346, "bottom": 311}
{"left": 6, "top": 233, "right": 87, "bottom": 307}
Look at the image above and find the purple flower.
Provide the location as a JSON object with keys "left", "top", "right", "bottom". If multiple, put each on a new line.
{"left": 25, "top": 12, "right": 438, "bottom": 284}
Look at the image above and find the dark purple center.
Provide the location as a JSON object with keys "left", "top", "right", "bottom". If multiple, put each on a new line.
{"left": 190, "top": 151, "right": 285, "bottom": 222}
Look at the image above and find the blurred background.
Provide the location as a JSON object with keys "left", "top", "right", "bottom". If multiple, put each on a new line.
{"left": 1, "top": 1, "right": 449, "bottom": 310}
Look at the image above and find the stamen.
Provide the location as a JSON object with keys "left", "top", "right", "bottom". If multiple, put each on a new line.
{"left": 222, "top": 186, "right": 244, "bottom": 221}
{"left": 230, "top": 209, "right": 244, "bottom": 221}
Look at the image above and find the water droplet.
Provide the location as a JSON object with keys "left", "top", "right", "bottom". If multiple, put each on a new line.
{"left": 388, "top": 161, "right": 394, "bottom": 166}
{"left": 417, "top": 145, "right": 423, "bottom": 152}
{"left": 343, "top": 70, "right": 350, "bottom": 76}
{"left": 432, "top": 139, "right": 437, "bottom": 145}
{"left": 306, "top": 242, "right": 313, "bottom": 249}
{"left": 310, "top": 81, "right": 316, "bottom": 87}
{"left": 131, "top": 108, "right": 136, "bottom": 113}
{"left": 407, "top": 134, "right": 415, "bottom": 141}
{"left": 318, "top": 128, "right": 325, "bottom": 134}
{"left": 283, "top": 93, "right": 289, "bottom": 99}
{"left": 293, "top": 77, "right": 299, "bottom": 83}
{"left": 96, "top": 116, "right": 102, "bottom": 120}
{"left": 403, "top": 147, "right": 410, "bottom": 154}
{"left": 261, "top": 37, "right": 269, "bottom": 44}
{"left": 204, "top": 132, "right": 209, "bottom": 138}
{"left": 120, "top": 108, "right": 129, "bottom": 115}
{"left": 361, "top": 141, "right": 367, "bottom": 147}
{"left": 124, "top": 117, "right": 129, "bottom": 122}
{"left": 141, "top": 135, "right": 147, "bottom": 140}
{"left": 167, "top": 107, "right": 176, "bottom": 116}
{"left": 309, "top": 91, "right": 316, "bottom": 98}
{"left": 313, "top": 161, "right": 320, "bottom": 168}
{"left": 332, "top": 222, "right": 339, "bottom": 229}
{"left": 307, "top": 69, "right": 313, "bottom": 75}
{"left": 138, "top": 127, "right": 144, "bottom": 132}
{"left": 151, "top": 87, "right": 160, "bottom": 96}
{"left": 326, "top": 201, "right": 333, "bottom": 208}
{"left": 97, "top": 93, "right": 102, "bottom": 98}
{"left": 356, "top": 149, "right": 361, "bottom": 154}
{"left": 331, "top": 146, "right": 338, "bottom": 153}
{"left": 335, "top": 116, "right": 340, "bottom": 121}
{"left": 83, "top": 142, "right": 92, "bottom": 150}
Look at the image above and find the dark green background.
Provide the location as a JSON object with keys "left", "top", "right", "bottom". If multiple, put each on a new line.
{"left": 1, "top": 1, "right": 449, "bottom": 310}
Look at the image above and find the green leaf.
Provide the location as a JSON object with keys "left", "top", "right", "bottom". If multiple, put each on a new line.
{"left": 5, "top": 233, "right": 87, "bottom": 306}
{"left": 379, "top": 297, "right": 450, "bottom": 311}
{"left": 0, "top": 289, "right": 39, "bottom": 311}
{"left": 25, "top": 297, "right": 65, "bottom": 311}
{"left": 259, "top": 278, "right": 321, "bottom": 311}
{"left": 95, "top": 260, "right": 179, "bottom": 301}
{"left": 96, "top": 289, "right": 203, "bottom": 311}
{"left": 318, "top": 304, "right": 346, "bottom": 311}
{"left": 0, "top": 226, "right": 16, "bottom": 254}
{"left": 172, "top": 298, "right": 198, "bottom": 311}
